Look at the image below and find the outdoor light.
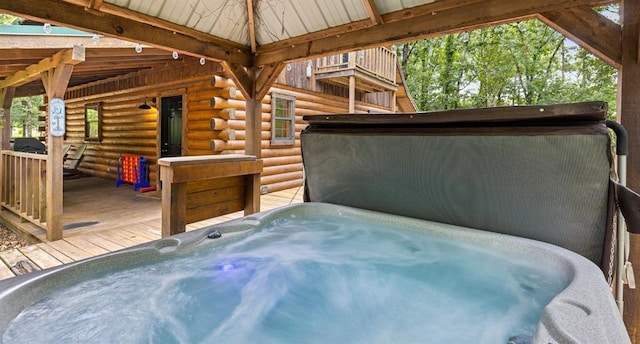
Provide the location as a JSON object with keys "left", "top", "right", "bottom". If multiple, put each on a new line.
{"left": 135, "top": 43, "right": 143, "bottom": 53}
{"left": 305, "top": 61, "right": 312, "bottom": 78}
{"left": 138, "top": 101, "right": 151, "bottom": 110}
{"left": 172, "top": 51, "right": 179, "bottom": 59}
{"left": 92, "top": 34, "right": 100, "bottom": 43}
{"left": 43, "top": 23, "right": 52, "bottom": 34}
{"left": 200, "top": 57, "right": 206, "bottom": 65}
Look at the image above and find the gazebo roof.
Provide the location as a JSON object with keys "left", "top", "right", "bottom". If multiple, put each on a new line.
{"left": 0, "top": 0, "right": 619, "bottom": 69}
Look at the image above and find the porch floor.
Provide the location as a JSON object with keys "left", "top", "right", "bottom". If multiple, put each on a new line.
{"left": 0, "top": 176, "right": 303, "bottom": 281}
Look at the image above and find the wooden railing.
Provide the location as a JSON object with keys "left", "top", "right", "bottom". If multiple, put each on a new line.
{"left": 1, "top": 151, "right": 47, "bottom": 230}
{"left": 315, "top": 47, "right": 397, "bottom": 83}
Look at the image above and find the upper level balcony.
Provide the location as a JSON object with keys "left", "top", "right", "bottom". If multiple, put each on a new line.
{"left": 314, "top": 47, "right": 398, "bottom": 93}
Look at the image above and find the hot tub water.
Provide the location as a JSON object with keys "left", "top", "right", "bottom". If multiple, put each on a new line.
{"left": 2, "top": 214, "right": 568, "bottom": 343}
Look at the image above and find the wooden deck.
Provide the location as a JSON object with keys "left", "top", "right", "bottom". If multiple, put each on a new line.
{"left": 0, "top": 176, "right": 303, "bottom": 281}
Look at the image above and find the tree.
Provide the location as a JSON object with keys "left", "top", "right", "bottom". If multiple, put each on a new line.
{"left": 397, "top": 19, "right": 618, "bottom": 118}
{"left": 0, "top": 14, "right": 21, "bottom": 25}
{"left": 2, "top": 14, "right": 43, "bottom": 137}
{"left": 11, "top": 96, "right": 43, "bottom": 138}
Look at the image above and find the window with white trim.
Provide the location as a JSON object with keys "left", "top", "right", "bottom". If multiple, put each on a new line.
{"left": 271, "top": 94, "right": 295, "bottom": 145}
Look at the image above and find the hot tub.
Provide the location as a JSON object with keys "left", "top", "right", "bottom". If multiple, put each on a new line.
{"left": 0, "top": 203, "right": 629, "bottom": 343}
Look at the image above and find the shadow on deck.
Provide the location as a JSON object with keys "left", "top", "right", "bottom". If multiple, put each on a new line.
{"left": 0, "top": 176, "right": 303, "bottom": 280}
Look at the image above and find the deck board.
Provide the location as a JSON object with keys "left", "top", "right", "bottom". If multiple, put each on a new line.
{"left": 46, "top": 240, "right": 95, "bottom": 261}
{"left": 120, "top": 225, "right": 161, "bottom": 241}
{"left": 0, "top": 178, "right": 303, "bottom": 281}
{"left": 81, "top": 235, "right": 129, "bottom": 252}
{"left": 0, "top": 249, "right": 40, "bottom": 276}
{"left": 0, "top": 260, "right": 14, "bottom": 280}
{"left": 19, "top": 245, "right": 64, "bottom": 270}
{"left": 63, "top": 236, "right": 111, "bottom": 256}
{"left": 36, "top": 243, "right": 74, "bottom": 264}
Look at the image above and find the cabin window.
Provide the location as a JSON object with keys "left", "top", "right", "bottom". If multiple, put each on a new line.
{"left": 271, "top": 94, "right": 295, "bottom": 145}
{"left": 84, "top": 103, "right": 102, "bottom": 141}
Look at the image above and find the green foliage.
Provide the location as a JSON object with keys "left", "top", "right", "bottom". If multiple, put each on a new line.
{"left": 11, "top": 96, "right": 43, "bottom": 137}
{"left": 0, "top": 14, "right": 21, "bottom": 25}
{"left": 397, "top": 19, "right": 617, "bottom": 118}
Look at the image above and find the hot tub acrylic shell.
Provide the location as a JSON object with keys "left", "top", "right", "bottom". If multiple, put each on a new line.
{"left": 0, "top": 203, "right": 630, "bottom": 344}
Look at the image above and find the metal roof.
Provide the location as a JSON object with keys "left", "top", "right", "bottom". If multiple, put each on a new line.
{"left": 105, "top": 0, "right": 423, "bottom": 46}
{"left": 0, "top": 0, "right": 615, "bottom": 68}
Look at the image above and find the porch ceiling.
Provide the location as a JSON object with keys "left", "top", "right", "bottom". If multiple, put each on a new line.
{"left": 0, "top": 28, "right": 204, "bottom": 97}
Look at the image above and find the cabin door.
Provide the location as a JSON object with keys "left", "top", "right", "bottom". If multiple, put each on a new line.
{"left": 160, "top": 95, "right": 183, "bottom": 157}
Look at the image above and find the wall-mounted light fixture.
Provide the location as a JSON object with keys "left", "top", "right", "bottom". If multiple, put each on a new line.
{"left": 138, "top": 101, "right": 151, "bottom": 110}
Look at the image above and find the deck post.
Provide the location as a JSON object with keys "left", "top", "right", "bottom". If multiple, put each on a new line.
{"left": 0, "top": 87, "right": 14, "bottom": 213}
{"left": 41, "top": 45, "right": 85, "bottom": 241}
{"left": 348, "top": 75, "right": 356, "bottom": 113}
{"left": 43, "top": 82, "right": 66, "bottom": 241}
{"left": 245, "top": 84, "right": 261, "bottom": 212}
{"left": 0, "top": 87, "right": 14, "bottom": 151}
{"left": 223, "top": 62, "right": 282, "bottom": 212}
{"left": 619, "top": 0, "right": 640, "bottom": 338}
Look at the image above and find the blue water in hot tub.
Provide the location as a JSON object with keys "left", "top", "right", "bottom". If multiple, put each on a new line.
{"left": 2, "top": 214, "right": 568, "bottom": 343}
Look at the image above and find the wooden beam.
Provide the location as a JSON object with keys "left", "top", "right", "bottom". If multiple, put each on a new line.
{"left": 88, "top": 0, "right": 103, "bottom": 10}
{"left": 65, "top": 0, "right": 248, "bottom": 50}
{"left": 41, "top": 64, "right": 76, "bottom": 98}
{"left": 362, "top": 0, "right": 383, "bottom": 24}
{"left": 222, "top": 61, "right": 253, "bottom": 99}
{"left": 255, "top": 62, "right": 285, "bottom": 100}
{"left": 256, "top": 0, "right": 486, "bottom": 56}
{"left": 0, "top": 0, "right": 253, "bottom": 66}
{"left": 539, "top": 7, "right": 622, "bottom": 68}
{"left": 247, "top": 0, "right": 257, "bottom": 53}
{"left": 255, "top": 0, "right": 614, "bottom": 65}
{"left": 0, "top": 46, "right": 84, "bottom": 89}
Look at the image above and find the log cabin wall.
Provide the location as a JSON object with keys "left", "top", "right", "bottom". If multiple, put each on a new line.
{"left": 228, "top": 84, "right": 392, "bottom": 194}
{"left": 47, "top": 58, "right": 399, "bottom": 194}
{"left": 59, "top": 59, "right": 227, "bottom": 186}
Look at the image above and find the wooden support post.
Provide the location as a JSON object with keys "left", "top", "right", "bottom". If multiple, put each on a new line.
{"left": 243, "top": 89, "right": 261, "bottom": 212}
{"left": 245, "top": 96, "right": 261, "bottom": 157}
{"left": 619, "top": 0, "right": 640, "bottom": 339}
{"left": 0, "top": 87, "right": 14, "bottom": 151}
{"left": 40, "top": 45, "right": 85, "bottom": 241}
{"left": 223, "top": 62, "right": 282, "bottom": 211}
{"left": 160, "top": 167, "right": 186, "bottom": 238}
{"left": 348, "top": 75, "right": 356, "bottom": 113}
{"left": 391, "top": 90, "right": 397, "bottom": 113}
{"left": 0, "top": 87, "right": 15, "bottom": 213}
{"left": 43, "top": 82, "right": 65, "bottom": 241}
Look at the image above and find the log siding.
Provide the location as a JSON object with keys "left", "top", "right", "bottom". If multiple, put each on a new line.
{"left": 50, "top": 58, "right": 399, "bottom": 194}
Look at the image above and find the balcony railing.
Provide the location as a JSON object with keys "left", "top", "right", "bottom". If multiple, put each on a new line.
{"left": 1, "top": 151, "right": 47, "bottom": 230}
{"left": 315, "top": 47, "right": 397, "bottom": 84}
